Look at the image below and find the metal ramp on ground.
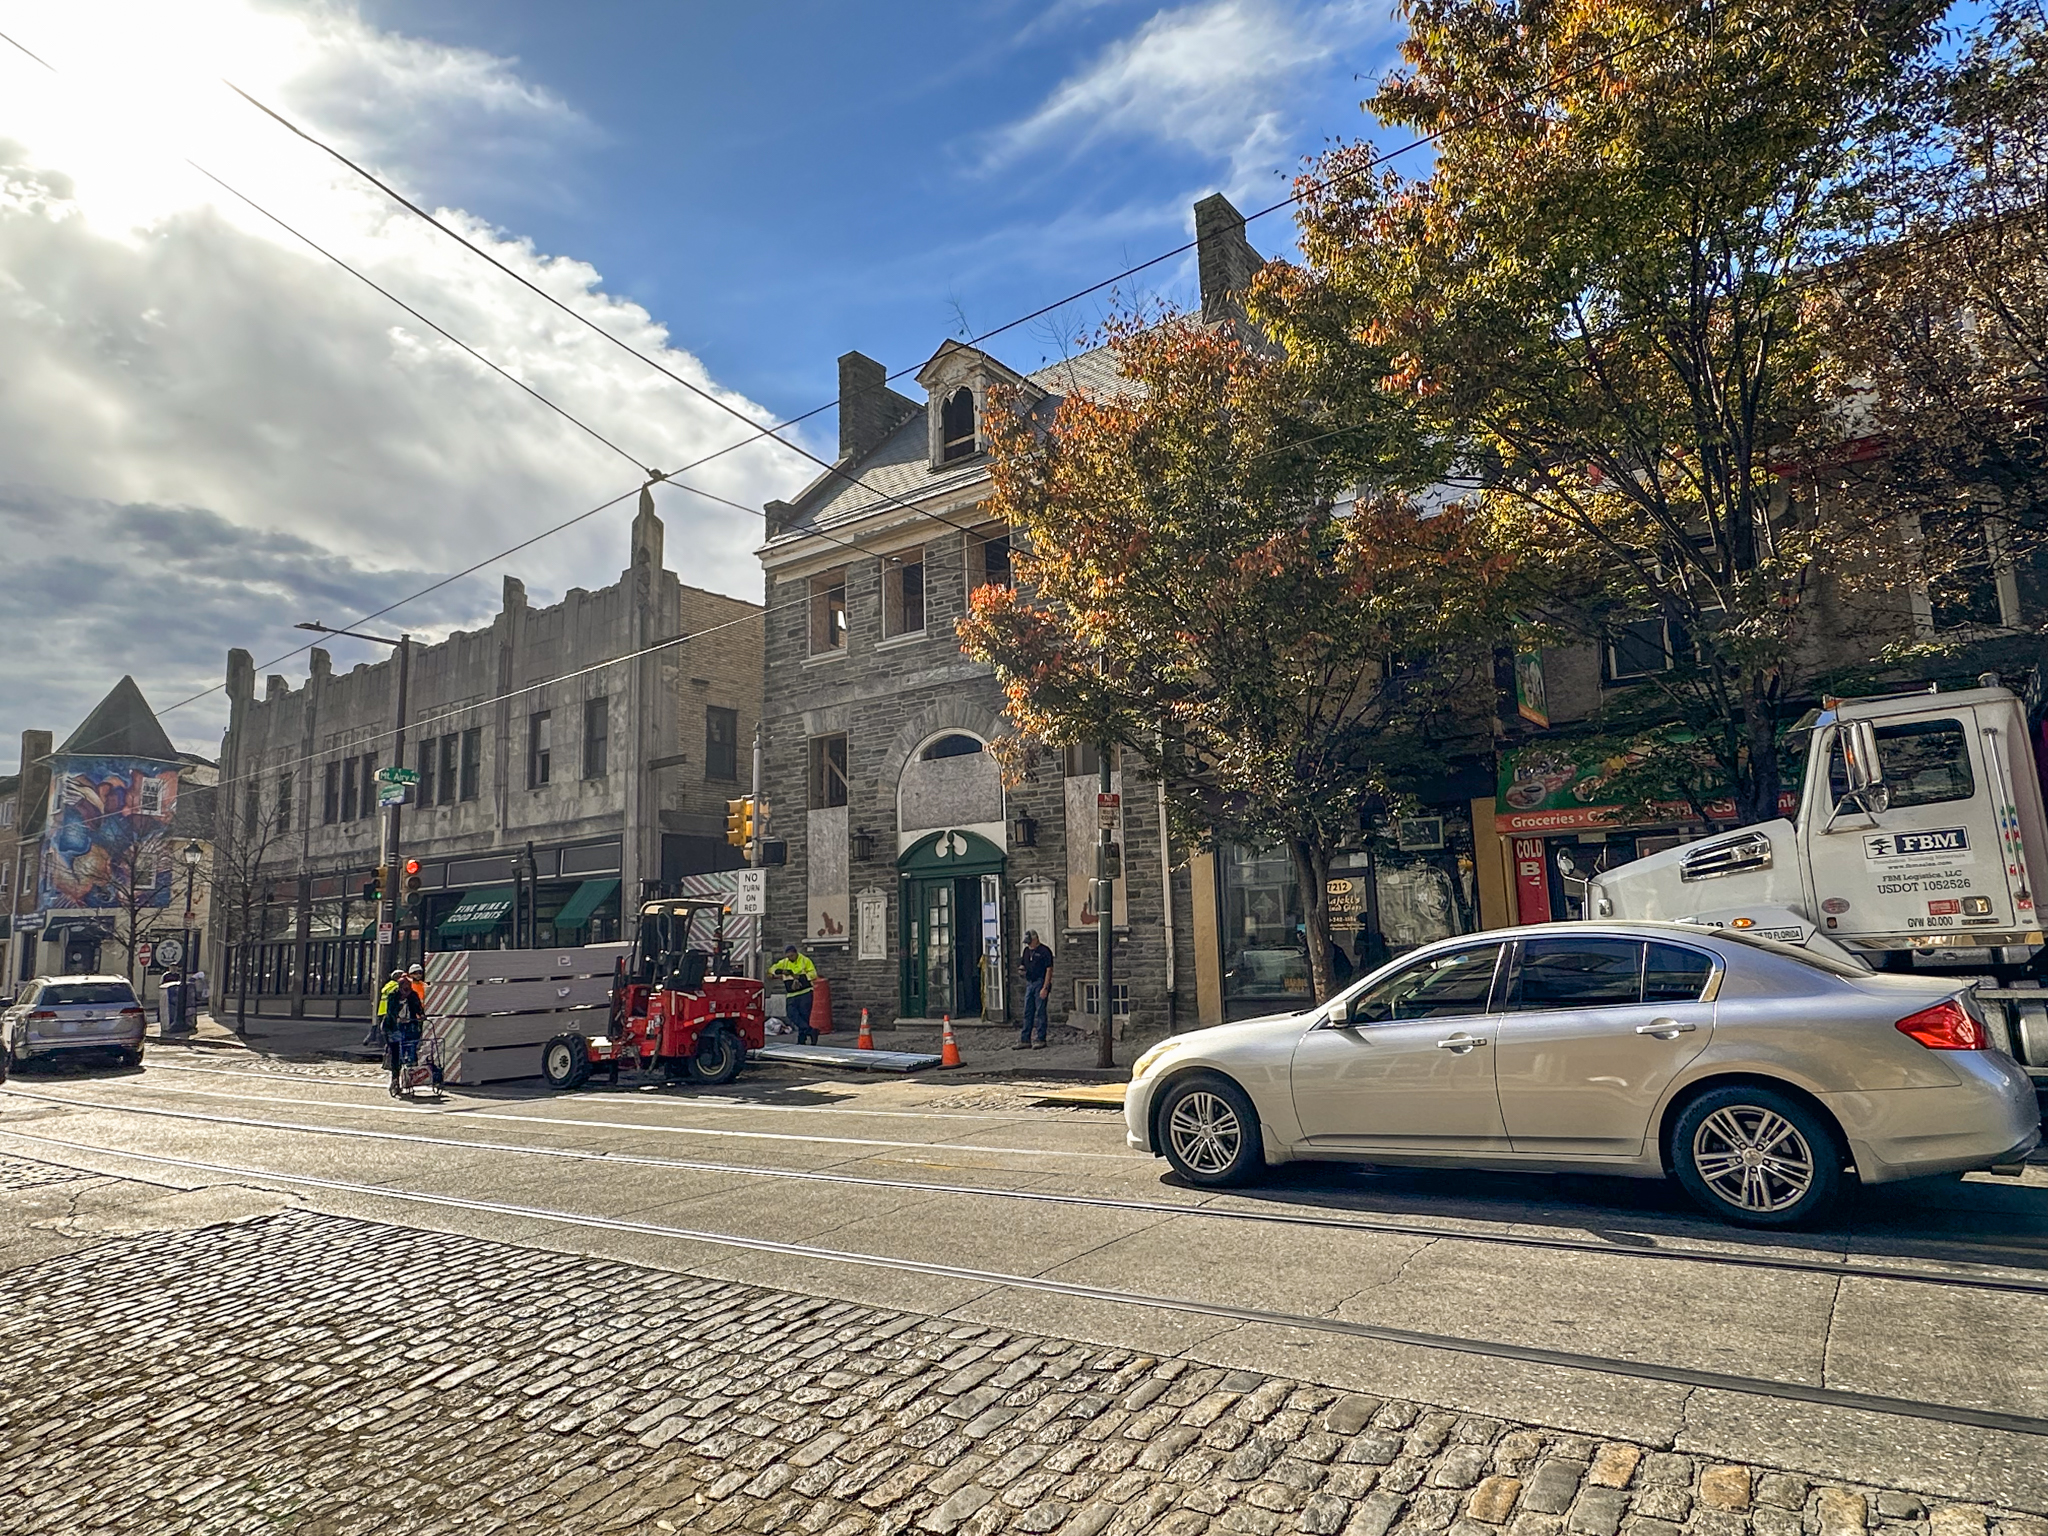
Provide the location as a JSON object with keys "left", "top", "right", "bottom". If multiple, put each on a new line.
{"left": 752, "top": 1043, "right": 944, "bottom": 1073}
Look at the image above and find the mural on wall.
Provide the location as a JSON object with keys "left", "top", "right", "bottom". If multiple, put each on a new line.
{"left": 808, "top": 805, "right": 850, "bottom": 941}
{"left": 39, "top": 758, "right": 180, "bottom": 912}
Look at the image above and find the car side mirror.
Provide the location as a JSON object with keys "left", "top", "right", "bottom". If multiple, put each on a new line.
{"left": 1322, "top": 1001, "right": 1357, "bottom": 1030}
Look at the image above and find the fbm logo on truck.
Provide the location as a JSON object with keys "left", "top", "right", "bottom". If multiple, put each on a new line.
{"left": 1864, "top": 828, "right": 1969, "bottom": 859}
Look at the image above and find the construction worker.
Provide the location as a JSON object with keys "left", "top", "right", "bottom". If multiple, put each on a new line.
{"left": 385, "top": 967, "right": 427, "bottom": 1096}
{"left": 771, "top": 943, "right": 818, "bottom": 1045}
{"left": 368, "top": 969, "right": 405, "bottom": 1049}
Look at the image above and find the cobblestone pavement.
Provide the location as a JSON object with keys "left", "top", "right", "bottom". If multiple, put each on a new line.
{"left": 2, "top": 1162, "right": 2045, "bottom": 1536}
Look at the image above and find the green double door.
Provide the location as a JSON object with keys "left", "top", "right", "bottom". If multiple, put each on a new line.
{"left": 898, "top": 829, "right": 1007, "bottom": 1021}
{"left": 902, "top": 875, "right": 985, "bottom": 1020}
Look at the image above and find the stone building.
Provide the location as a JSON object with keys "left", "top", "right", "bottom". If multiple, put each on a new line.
{"left": 211, "top": 493, "right": 760, "bottom": 1016}
{"left": 754, "top": 197, "right": 1297, "bottom": 1038}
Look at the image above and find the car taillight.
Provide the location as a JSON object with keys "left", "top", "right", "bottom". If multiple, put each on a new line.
{"left": 27, "top": 1010, "right": 56, "bottom": 1021}
{"left": 1895, "top": 999, "right": 1987, "bottom": 1050}
{"left": 119, "top": 1007, "right": 145, "bottom": 1017}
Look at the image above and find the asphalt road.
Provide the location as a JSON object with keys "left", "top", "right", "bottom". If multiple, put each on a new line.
{"left": 5, "top": 1042, "right": 2048, "bottom": 1519}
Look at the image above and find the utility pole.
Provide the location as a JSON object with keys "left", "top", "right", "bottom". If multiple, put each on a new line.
{"left": 750, "top": 721, "right": 764, "bottom": 982}
{"left": 1097, "top": 742, "right": 1116, "bottom": 1068}
{"left": 297, "top": 622, "right": 410, "bottom": 991}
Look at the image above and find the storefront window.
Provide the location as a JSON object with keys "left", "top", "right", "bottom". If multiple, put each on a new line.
{"left": 1220, "top": 846, "right": 1309, "bottom": 1016}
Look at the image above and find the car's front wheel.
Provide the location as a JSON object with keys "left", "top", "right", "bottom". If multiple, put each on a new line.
{"left": 1156, "top": 1073, "right": 1264, "bottom": 1187}
{"left": 1671, "top": 1085, "right": 1844, "bottom": 1227}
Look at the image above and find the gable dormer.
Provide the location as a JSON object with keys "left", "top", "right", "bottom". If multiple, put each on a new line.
{"left": 913, "top": 342, "right": 1040, "bottom": 472}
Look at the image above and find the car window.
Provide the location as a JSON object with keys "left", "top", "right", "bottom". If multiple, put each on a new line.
{"left": 1644, "top": 942, "right": 1715, "bottom": 1003}
{"left": 1504, "top": 938, "right": 1643, "bottom": 1010}
{"left": 1350, "top": 944, "right": 1502, "bottom": 1023}
{"left": 1828, "top": 718, "right": 1974, "bottom": 808}
{"left": 40, "top": 981, "right": 138, "bottom": 1006}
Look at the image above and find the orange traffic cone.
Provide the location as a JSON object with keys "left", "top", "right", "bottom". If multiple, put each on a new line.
{"left": 939, "top": 1014, "right": 961, "bottom": 1069}
{"left": 856, "top": 1008, "right": 874, "bottom": 1051}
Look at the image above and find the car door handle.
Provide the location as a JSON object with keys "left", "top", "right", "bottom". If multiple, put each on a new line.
{"left": 1634, "top": 1019, "right": 1697, "bottom": 1038}
{"left": 1435, "top": 1033, "right": 1487, "bottom": 1052}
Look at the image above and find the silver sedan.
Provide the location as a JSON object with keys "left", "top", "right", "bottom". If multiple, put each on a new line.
{"left": 1124, "top": 922, "right": 2041, "bottom": 1226}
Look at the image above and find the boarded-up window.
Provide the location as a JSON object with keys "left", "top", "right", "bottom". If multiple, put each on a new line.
{"left": 809, "top": 570, "right": 848, "bottom": 653}
{"left": 884, "top": 547, "right": 925, "bottom": 637}
{"left": 810, "top": 734, "right": 849, "bottom": 809}
{"left": 940, "top": 387, "right": 977, "bottom": 463}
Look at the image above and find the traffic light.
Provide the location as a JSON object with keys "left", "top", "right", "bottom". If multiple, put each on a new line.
{"left": 725, "top": 797, "right": 754, "bottom": 848}
{"left": 365, "top": 863, "right": 389, "bottom": 902}
{"left": 402, "top": 858, "right": 423, "bottom": 905}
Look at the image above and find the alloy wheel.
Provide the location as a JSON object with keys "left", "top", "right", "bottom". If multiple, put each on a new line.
{"left": 1690, "top": 1105, "right": 1817, "bottom": 1214}
{"left": 1167, "top": 1090, "right": 1243, "bottom": 1177}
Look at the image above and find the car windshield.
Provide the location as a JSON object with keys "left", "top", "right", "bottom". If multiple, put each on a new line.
{"left": 40, "top": 981, "right": 138, "bottom": 1006}
{"left": 1710, "top": 928, "right": 1872, "bottom": 978}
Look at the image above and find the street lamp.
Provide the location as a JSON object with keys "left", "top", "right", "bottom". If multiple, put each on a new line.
{"left": 297, "top": 621, "right": 412, "bottom": 1000}
{"left": 180, "top": 840, "right": 202, "bottom": 1034}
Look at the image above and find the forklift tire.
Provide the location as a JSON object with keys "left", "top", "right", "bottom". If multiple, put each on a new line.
{"left": 685, "top": 1025, "right": 745, "bottom": 1086}
{"left": 541, "top": 1033, "right": 592, "bottom": 1091}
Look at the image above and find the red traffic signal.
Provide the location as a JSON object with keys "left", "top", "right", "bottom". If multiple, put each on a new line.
{"left": 403, "top": 859, "right": 421, "bottom": 876}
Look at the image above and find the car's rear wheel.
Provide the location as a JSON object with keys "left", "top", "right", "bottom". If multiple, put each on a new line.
{"left": 1157, "top": 1073, "right": 1264, "bottom": 1188}
{"left": 117, "top": 1045, "right": 144, "bottom": 1070}
{"left": 1671, "top": 1085, "right": 1843, "bottom": 1227}
{"left": 541, "top": 1034, "right": 592, "bottom": 1091}
{"left": 686, "top": 1026, "right": 744, "bottom": 1086}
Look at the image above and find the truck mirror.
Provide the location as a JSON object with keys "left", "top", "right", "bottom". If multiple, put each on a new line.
{"left": 1829, "top": 719, "right": 1890, "bottom": 826}
{"left": 1842, "top": 720, "right": 1882, "bottom": 794}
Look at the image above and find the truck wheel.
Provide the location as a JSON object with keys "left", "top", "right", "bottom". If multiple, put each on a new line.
{"left": 685, "top": 1026, "right": 744, "bottom": 1086}
{"left": 1671, "top": 1085, "right": 1844, "bottom": 1228}
{"left": 1156, "top": 1073, "right": 1264, "bottom": 1188}
{"left": 541, "top": 1034, "right": 592, "bottom": 1091}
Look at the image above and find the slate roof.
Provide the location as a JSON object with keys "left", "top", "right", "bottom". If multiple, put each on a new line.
{"left": 56, "top": 676, "right": 179, "bottom": 763}
{"left": 787, "top": 341, "right": 1136, "bottom": 536}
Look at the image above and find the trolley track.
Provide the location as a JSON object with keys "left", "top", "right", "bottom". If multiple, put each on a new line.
{"left": 3, "top": 1122, "right": 2046, "bottom": 1441}
{"left": 136, "top": 1060, "right": 1046, "bottom": 1122}
{"left": 9, "top": 1085, "right": 2048, "bottom": 1296}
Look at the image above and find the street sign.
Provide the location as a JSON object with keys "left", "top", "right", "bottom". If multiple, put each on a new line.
{"left": 136, "top": 941, "right": 153, "bottom": 970}
{"left": 376, "top": 766, "right": 419, "bottom": 785}
{"left": 155, "top": 937, "right": 185, "bottom": 968}
{"left": 734, "top": 868, "right": 767, "bottom": 916}
{"left": 15, "top": 912, "right": 44, "bottom": 932}
{"left": 377, "top": 922, "right": 394, "bottom": 946}
{"left": 1097, "top": 792, "right": 1120, "bottom": 829}
{"left": 376, "top": 781, "right": 408, "bottom": 807}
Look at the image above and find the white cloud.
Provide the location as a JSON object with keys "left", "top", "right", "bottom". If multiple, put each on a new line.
{"left": 984, "top": 1, "right": 1385, "bottom": 193}
{"left": 0, "top": 1, "right": 808, "bottom": 760}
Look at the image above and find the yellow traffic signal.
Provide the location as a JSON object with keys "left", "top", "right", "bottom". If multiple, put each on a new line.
{"left": 725, "top": 797, "right": 754, "bottom": 847}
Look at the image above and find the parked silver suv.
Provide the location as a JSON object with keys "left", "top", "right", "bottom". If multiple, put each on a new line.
{"left": 2, "top": 975, "right": 147, "bottom": 1074}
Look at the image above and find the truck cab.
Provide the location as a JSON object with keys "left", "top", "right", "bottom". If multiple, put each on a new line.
{"left": 1590, "top": 686, "right": 2048, "bottom": 973}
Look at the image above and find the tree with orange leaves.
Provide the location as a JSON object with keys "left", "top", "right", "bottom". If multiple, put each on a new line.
{"left": 1261, "top": 0, "right": 1950, "bottom": 826}
{"left": 959, "top": 316, "right": 1513, "bottom": 1003}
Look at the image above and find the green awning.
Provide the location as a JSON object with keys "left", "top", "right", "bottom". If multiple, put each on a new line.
{"left": 552, "top": 878, "right": 619, "bottom": 929}
{"left": 438, "top": 885, "right": 514, "bottom": 936}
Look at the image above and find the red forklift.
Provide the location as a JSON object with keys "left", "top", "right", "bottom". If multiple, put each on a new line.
{"left": 540, "top": 897, "right": 767, "bottom": 1091}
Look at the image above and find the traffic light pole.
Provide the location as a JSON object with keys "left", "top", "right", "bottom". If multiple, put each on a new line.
{"left": 750, "top": 722, "right": 764, "bottom": 982}
{"left": 371, "top": 636, "right": 410, "bottom": 988}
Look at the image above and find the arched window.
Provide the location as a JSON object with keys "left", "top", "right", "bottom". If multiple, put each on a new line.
{"left": 940, "top": 387, "right": 977, "bottom": 463}
{"left": 921, "top": 734, "right": 984, "bottom": 761}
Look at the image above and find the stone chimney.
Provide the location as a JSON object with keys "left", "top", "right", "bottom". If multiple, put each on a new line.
{"left": 838, "top": 350, "right": 918, "bottom": 462}
{"left": 1194, "top": 194, "right": 1264, "bottom": 325}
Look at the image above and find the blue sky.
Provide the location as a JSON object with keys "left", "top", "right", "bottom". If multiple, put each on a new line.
{"left": 0, "top": 0, "right": 1407, "bottom": 757}
{"left": 354, "top": 0, "right": 1406, "bottom": 411}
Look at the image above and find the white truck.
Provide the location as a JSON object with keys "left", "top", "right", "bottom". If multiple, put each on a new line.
{"left": 1587, "top": 683, "right": 2048, "bottom": 1090}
